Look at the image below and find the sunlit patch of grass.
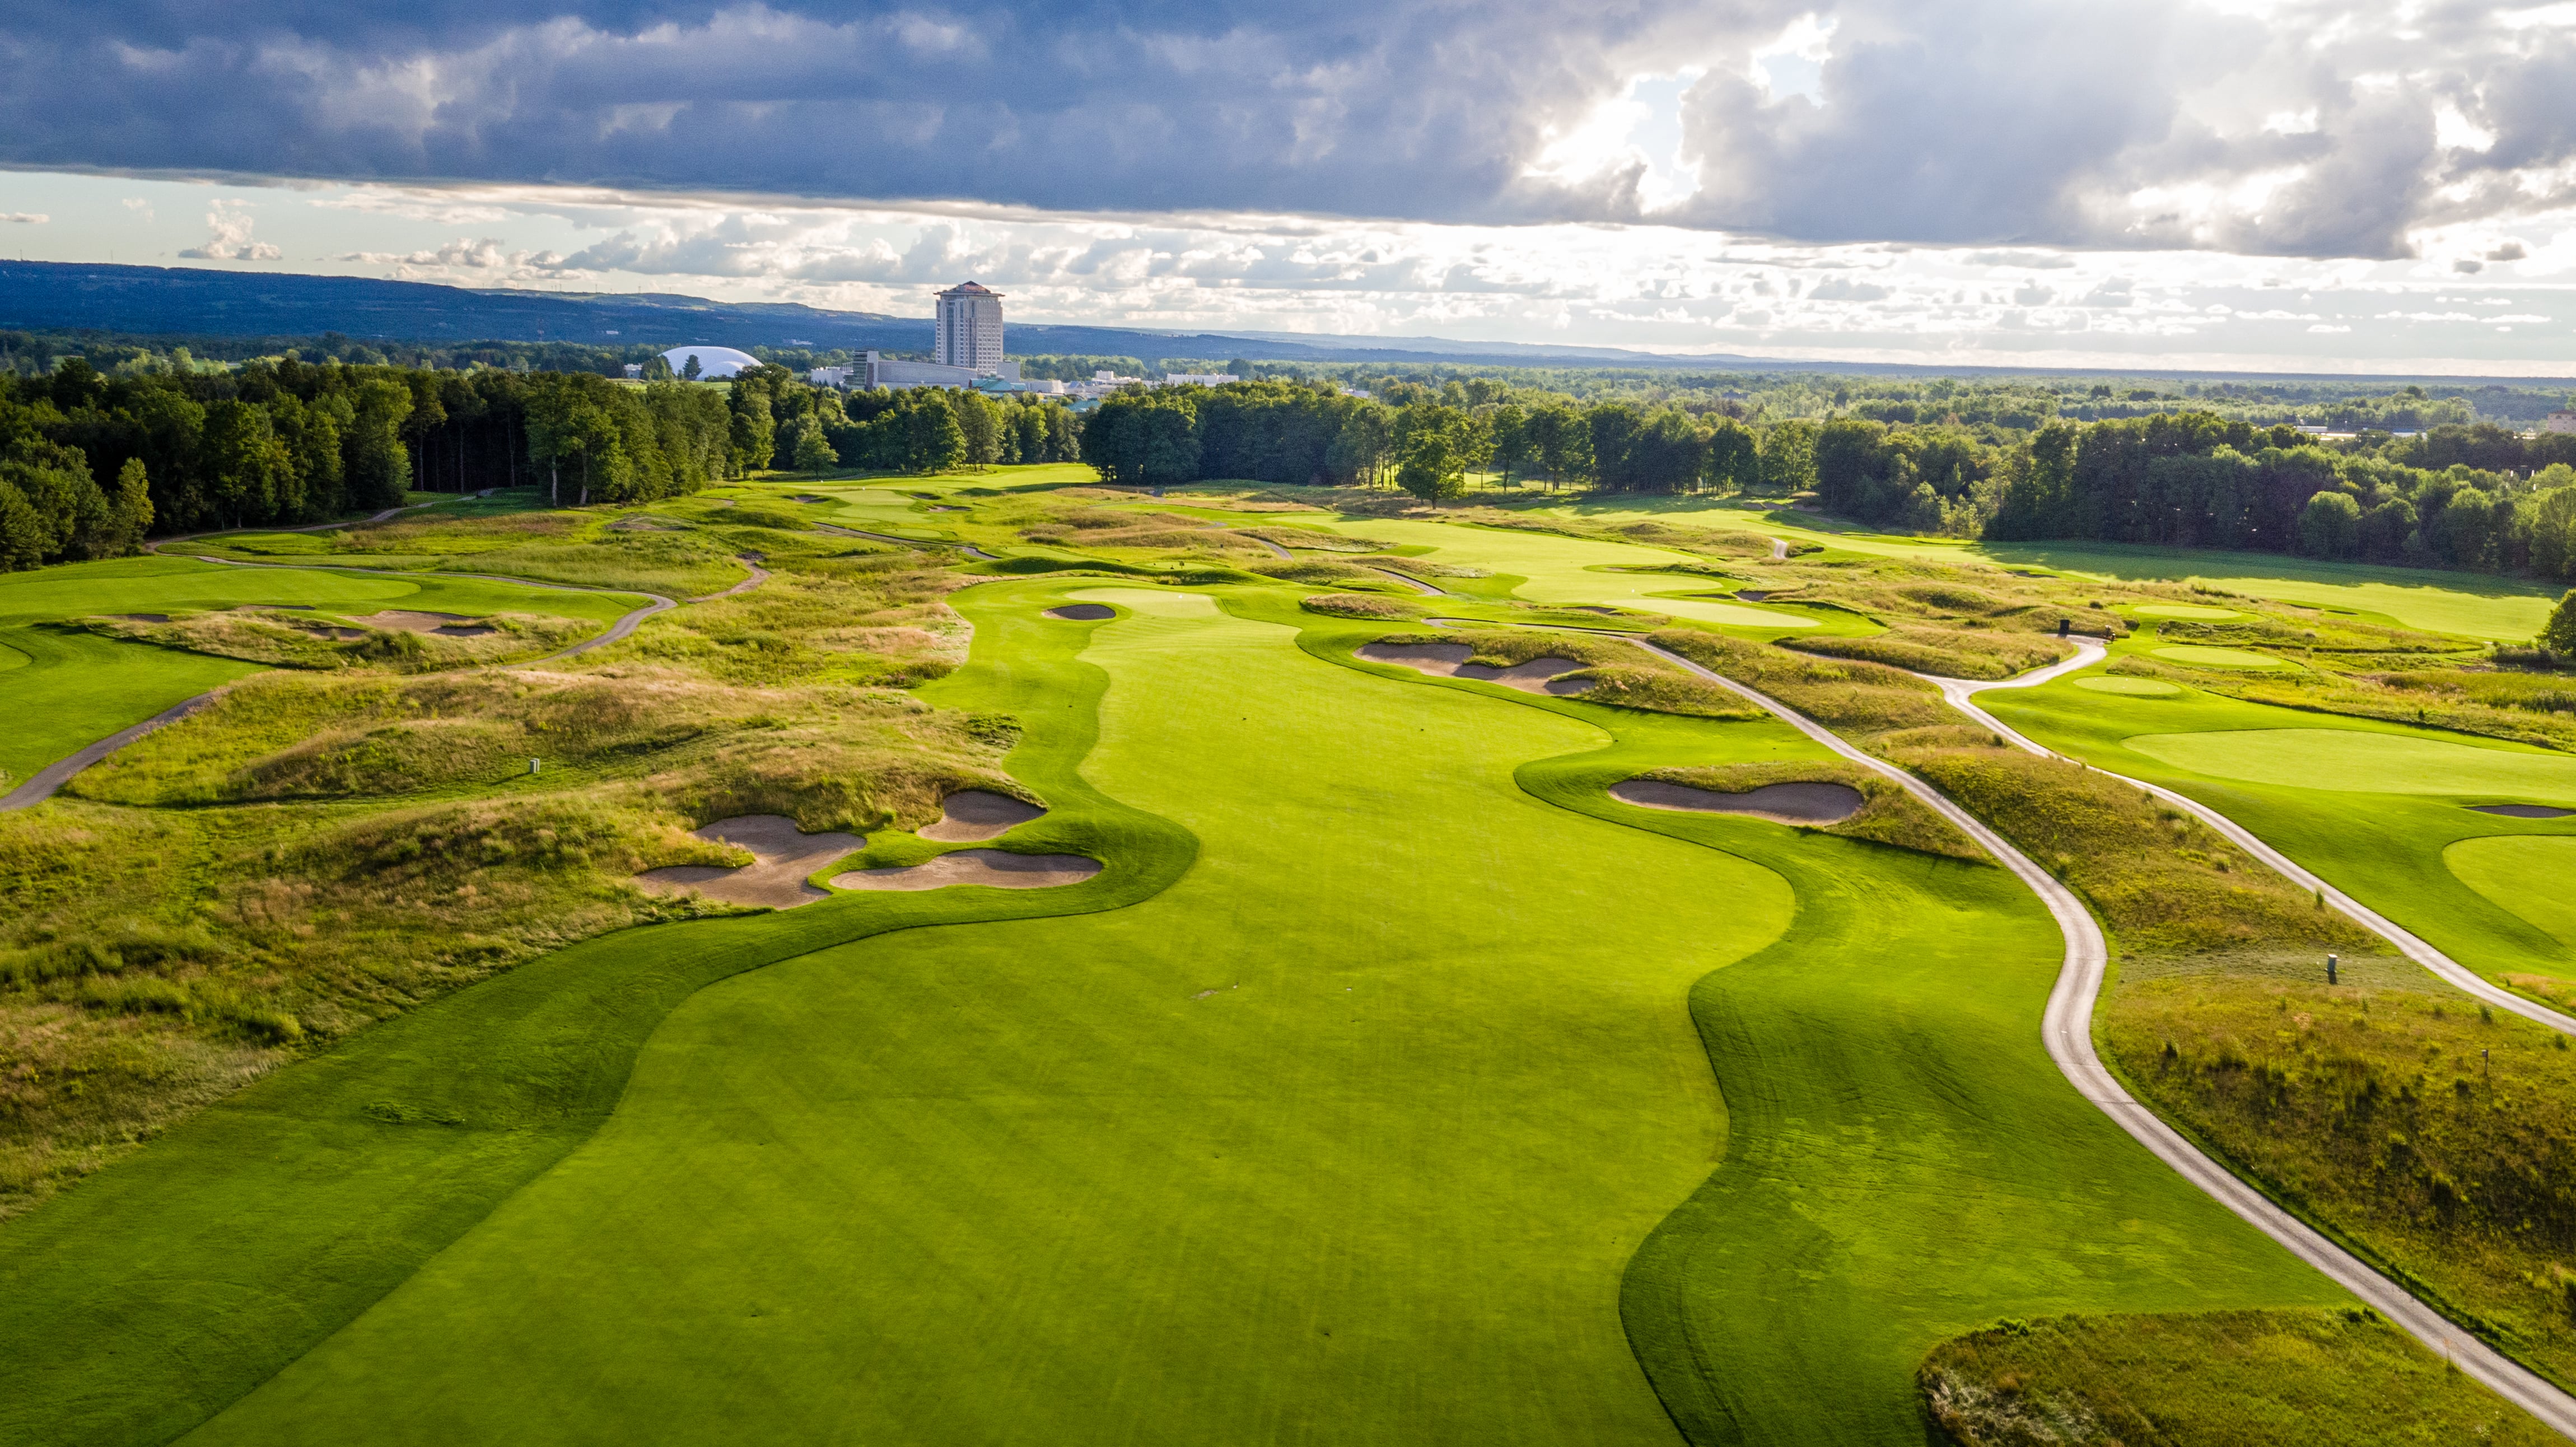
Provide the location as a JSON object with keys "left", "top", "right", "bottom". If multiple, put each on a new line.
{"left": 1921, "top": 1309, "right": 2556, "bottom": 1445}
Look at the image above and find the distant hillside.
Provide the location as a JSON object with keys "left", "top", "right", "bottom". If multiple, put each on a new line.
{"left": 0, "top": 261, "right": 1720, "bottom": 368}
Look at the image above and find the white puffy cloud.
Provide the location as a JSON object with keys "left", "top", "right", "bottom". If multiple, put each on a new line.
{"left": 176, "top": 199, "right": 280, "bottom": 260}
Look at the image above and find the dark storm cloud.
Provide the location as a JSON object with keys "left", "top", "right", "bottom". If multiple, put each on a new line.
{"left": 3, "top": 1, "right": 2574, "bottom": 258}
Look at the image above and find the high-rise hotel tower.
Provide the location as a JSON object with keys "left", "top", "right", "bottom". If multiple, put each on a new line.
{"left": 934, "top": 281, "right": 1005, "bottom": 371}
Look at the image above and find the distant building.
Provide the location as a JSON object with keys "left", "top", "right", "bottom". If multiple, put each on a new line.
{"left": 935, "top": 282, "right": 1005, "bottom": 371}
{"left": 658, "top": 344, "right": 760, "bottom": 379}
{"left": 621, "top": 363, "right": 643, "bottom": 379}
{"left": 809, "top": 366, "right": 852, "bottom": 388}
{"left": 864, "top": 351, "right": 1023, "bottom": 391}
{"left": 1162, "top": 372, "right": 1237, "bottom": 387}
{"left": 2549, "top": 410, "right": 2576, "bottom": 434}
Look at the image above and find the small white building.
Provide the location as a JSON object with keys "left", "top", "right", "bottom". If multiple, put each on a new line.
{"left": 659, "top": 345, "right": 760, "bottom": 379}
{"left": 809, "top": 366, "right": 852, "bottom": 388}
{"left": 1161, "top": 372, "right": 1238, "bottom": 388}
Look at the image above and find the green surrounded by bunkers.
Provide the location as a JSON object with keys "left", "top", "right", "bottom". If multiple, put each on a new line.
{"left": 4, "top": 475, "right": 2569, "bottom": 1445}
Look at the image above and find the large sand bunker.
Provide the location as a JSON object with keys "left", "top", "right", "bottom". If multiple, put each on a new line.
{"left": 1610, "top": 778, "right": 1865, "bottom": 825}
{"left": 2469, "top": 803, "right": 2576, "bottom": 819}
{"left": 636, "top": 814, "right": 866, "bottom": 908}
{"left": 1356, "top": 641, "right": 1594, "bottom": 696}
{"left": 921, "top": 789, "right": 1047, "bottom": 842}
{"left": 832, "top": 849, "right": 1101, "bottom": 891}
{"left": 1045, "top": 603, "right": 1117, "bottom": 620}
{"left": 348, "top": 610, "right": 498, "bottom": 637}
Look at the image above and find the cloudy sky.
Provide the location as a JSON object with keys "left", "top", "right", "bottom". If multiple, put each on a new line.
{"left": 5, "top": 0, "right": 2576, "bottom": 372}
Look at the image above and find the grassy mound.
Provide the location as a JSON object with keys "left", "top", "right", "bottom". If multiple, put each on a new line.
{"left": 1921, "top": 1310, "right": 2554, "bottom": 1445}
{"left": 1785, "top": 626, "right": 2070, "bottom": 682}
{"left": 1300, "top": 592, "right": 1416, "bottom": 619}
{"left": 2106, "top": 972, "right": 2576, "bottom": 1385}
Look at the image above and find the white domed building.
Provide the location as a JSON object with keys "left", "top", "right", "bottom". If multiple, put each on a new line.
{"left": 657, "top": 345, "right": 761, "bottom": 379}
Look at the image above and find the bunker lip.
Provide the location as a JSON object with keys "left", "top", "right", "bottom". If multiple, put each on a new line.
{"left": 921, "top": 789, "right": 1047, "bottom": 842}
{"left": 347, "top": 610, "right": 500, "bottom": 637}
{"left": 2468, "top": 803, "right": 2576, "bottom": 819}
{"left": 1610, "top": 778, "right": 1866, "bottom": 825}
{"left": 635, "top": 814, "right": 866, "bottom": 909}
{"left": 832, "top": 849, "right": 1102, "bottom": 891}
{"left": 1045, "top": 604, "right": 1117, "bottom": 620}
{"left": 1355, "top": 641, "right": 1595, "bottom": 696}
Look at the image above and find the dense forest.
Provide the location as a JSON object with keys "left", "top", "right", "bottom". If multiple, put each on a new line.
{"left": 0, "top": 357, "right": 1081, "bottom": 568}
{"left": 11, "top": 324, "right": 2576, "bottom": 585}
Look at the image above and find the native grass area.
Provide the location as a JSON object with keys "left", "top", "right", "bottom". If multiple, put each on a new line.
{"left": 6, "top": 468, "right": 2575, "bottom": 1445}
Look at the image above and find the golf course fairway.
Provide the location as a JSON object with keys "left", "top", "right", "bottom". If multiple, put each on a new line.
{"left": 147, "top": 580, "right": 2348, "bottom": 1446}
{"left": 0, "top": 554, "right": 646, "bottom": 785}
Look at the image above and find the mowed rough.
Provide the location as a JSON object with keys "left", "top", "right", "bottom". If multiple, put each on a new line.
{"left": 184, "top": 588, "right": 1795, "bottom": 1444}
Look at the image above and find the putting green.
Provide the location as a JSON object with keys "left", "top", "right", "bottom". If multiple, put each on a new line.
{"left": 2127, "top": 729, "right": 2576, "bottom": 802}
{"left": 2077, "top": 676, "right": 2183, "bottom": 697}
{"left": 184, "top": 587, "right": 1802, "bottom": 1443}
{"left": 2130, "top": 604, "right": 2242, "bottom": 620}
{"left": 2152, "top": 645, "right": 2286, "bottom": 670}
{"left": 2446, "top": 837, "right": 2576, "bottom": 950}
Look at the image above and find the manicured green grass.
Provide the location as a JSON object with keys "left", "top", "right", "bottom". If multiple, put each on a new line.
{"left": 1310, "top": 515, "right": 1828, "bottom": 629}
{"left": 2447, "top": 837, "right": 2576, "bottom": 949}
{"left": 4, "top": 506, "right": 2510, "bottom": 1443}
{"left": 0, "top": 575, "right": 1194, "bottom": 1447}
{"left": 2129, "top": 727, "right": 2576, "bottom": 801}
{"left": 1522, "top": 495, "right": 2552, "bottom": 641}
{"left": 175, "top": 582, "right": 1802, "bottom": 1443}
{"left": 2131, "top": 603, "right": 2245, "bottom": 620}
{"left": 2152, "top": 644, "right": 2291, "bottom": 669}
{"left": 0, "top": 626, "right": 256, "bottom": 786}
{"left": 2078, "top": 675, "right": 2182, "bottom": 696}
{"left": 1984, "top": 680, "right": 2576, "bottom": 1010}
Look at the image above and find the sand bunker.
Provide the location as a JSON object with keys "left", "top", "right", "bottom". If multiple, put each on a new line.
{"left": 832, "top": 849, "right": 1100, "bottom": 891}
{"left": 928, "top": 505, "right": 966, "bottom": 512}
{"left": 791, "top": 494, "right": 828, "bottom": 503}
{"left": 1355, "top": 641, "right": 1594, "bottom": 696}
{"left": 636, "top": 814, "right": 867, "bottom": 909}
{"left": 109, "top": 613, "right": 172, "bottom": 623}
{"left": 1610, "top": 778, "right": 1865, "bottom": 825}
{"left": 348, "top": 610, "right": 498, "bottom": 637}
{"left": 922, "top": 789, "right": 1047, "bottom": 842}
{"left": 2469, "top": 803, "right": 2576, "bottom": 819}
{"left": 1046, "top": 603, "right": 1117, "bottom": 620}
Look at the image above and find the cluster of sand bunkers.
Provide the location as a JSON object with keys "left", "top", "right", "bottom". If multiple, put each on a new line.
{"left": 636, "top": 790, "right": 1102, "bottom": 909}
{"left": 638, "top": 609, "right": 1883, "bottom": 913}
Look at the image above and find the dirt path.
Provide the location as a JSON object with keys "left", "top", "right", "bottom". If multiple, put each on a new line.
{"left": 1622, "top": 633, "right": 2576, "bottom": 1437}
{"left": 1244, "top": 534, "right": 1292, "bottom": 559}
{"left": 1925, "top": 641, "right": 2576, "bottom": 1038}
{"left": 1768, "top": 536, "right": 1789, "bottom": 560}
